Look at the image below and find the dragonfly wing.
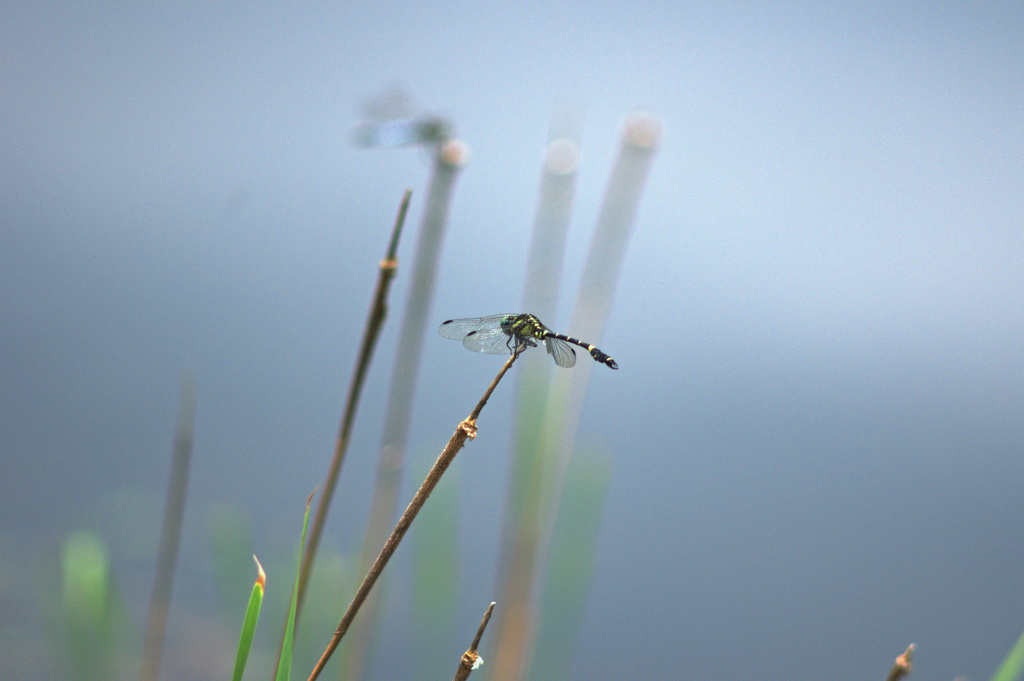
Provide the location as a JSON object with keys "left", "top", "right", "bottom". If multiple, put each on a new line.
{"left": 353, "top": 119, "right": 423, "bottom": 148}
{"left": 461, "top": 327, "right": 515, "bottom": 354}
{"left": 438, "top": 315, "right": 515, "bottom": 340}
{"left": 545, "top": 337, "right": 577, "bottom": 368}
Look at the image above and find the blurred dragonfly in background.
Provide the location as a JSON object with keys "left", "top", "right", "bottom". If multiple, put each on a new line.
{"left": 352, "top": 86, "right": 453, "bottom": 149}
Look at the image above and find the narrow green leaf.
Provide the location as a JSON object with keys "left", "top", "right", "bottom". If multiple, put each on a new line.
{"left": 230, "top": 555, "right": 266, "bottom": 681}
{"left": 990, "top": 627, "right": 1024, "bottom": 681}
{"left": 276, "top": 491, "right": 316, "bottom": 681}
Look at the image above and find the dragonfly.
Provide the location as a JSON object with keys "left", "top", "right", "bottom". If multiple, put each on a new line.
{"left": 352, "top": 115, "right": 451, "bottom": 148}
{"left": 352, "top": 87, "right": 451, "bottom": 148}
{"left": 438, "top": 314, "right": 618, "bottom": 370}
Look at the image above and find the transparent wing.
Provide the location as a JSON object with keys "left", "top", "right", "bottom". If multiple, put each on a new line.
{"left": 353, "top": 118, "right": 425, "bottom": 148}
{"left": 461, "top": 327, "right": 518, "bottom": 355}
{"left": 438, "top": 315, "right": 514, "bottom": 340}
{"left": 545, "top": 337, "right": 577, "bottom": 368}
{"left": 353, "top": 106, "right": 450, "bottom": 148}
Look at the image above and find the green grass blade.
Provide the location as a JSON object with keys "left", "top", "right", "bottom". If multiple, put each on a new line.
{"left": 61, "top": 530, "right": 116, "bottom": 680}
{"left": 276, "top": 491, "right": 315, "bottom": 681}
{"left": 230, "top": 555, "right": 266, "bottom": 681}
{"left": 990, "top": 627, "right": 1024, "bottom": 681}
{"left": 529, "top": 447, "right": 610, "bottom": 681}
{"left": 411, "top": 462, "right": 460, "bottom": 679}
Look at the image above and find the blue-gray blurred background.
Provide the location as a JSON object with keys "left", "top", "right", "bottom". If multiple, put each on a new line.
{"left": 2, "top": 1, "right": 1022, "bottom": 680}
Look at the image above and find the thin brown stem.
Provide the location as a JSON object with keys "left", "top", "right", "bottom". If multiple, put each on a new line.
{"left": 343, "top": 144, "right": 467, "bottom": 681}
{"left": 293, "top": 188, "right": 412, "bottom": 626}
{"left": 306, "top": 350, "right": 520, "bottom": 681}
{"left": 139, "top": 376, "right": 196, "bottom": 681}
{"left": 884, "top": 644, "right": 915, "bottom": 681}
{"left": 452, "top": 602, "right": 496, "bottom": 681}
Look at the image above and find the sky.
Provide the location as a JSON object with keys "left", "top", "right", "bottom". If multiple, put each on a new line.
{"left": 1, "top": 1, "right": 1023, "bottom": 680}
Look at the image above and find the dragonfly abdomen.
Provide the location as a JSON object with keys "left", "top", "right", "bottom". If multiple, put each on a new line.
{"left": 545, "top": 333, "right": 619, "bottom": 370}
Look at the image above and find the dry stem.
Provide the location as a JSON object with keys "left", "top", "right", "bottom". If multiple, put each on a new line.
{"left": 294, "top": 188, "right": 411, "bottom": 624}
{"left": 884, "top": 644, "right": 915, "bottom": 681}
{"left": 306, "top": 349, "right": 520, "bottom": 681}
{"left": 452, "top": 602, "right": 496, "bottom": 681}
{"left": 139, "top": 377, "right": 196, "bottom": 681}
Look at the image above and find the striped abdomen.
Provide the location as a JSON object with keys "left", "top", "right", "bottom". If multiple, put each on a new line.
{"left": 545, "top": 333, "right": 619, "bottom": 370}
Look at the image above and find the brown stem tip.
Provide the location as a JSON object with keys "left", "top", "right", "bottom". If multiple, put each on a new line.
{"left": 885, "top": 643, "right": 915, "bottom": 681}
